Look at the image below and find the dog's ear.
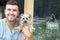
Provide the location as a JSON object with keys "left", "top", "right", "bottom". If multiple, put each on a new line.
{"left": 20, "top": 13, "right": 24, "bottom": 18}
{"left": 25, "top": 13, "right": 31, "bottom": 18}
{"left": 27, "top": 13, "right": 31, "bottom": 18}
{"left": 29, "top": 14, "right": 31, "bottom": 18}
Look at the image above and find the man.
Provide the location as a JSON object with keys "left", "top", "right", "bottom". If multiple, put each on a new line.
{"left": 0, "top": 0, "right": 32, "bottom": 40}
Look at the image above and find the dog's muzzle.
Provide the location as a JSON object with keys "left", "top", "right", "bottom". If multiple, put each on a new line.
{"left": 24, "top": 21, "right": 27, "bottom": 23}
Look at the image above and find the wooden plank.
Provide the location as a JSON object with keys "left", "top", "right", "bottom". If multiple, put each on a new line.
{"left": 24, "top": 0, "right": 34, "bottom": 24}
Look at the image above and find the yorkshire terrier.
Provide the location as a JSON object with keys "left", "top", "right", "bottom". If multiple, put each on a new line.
{"left": 14, "top": 13, "right": 35, "bottom": 40}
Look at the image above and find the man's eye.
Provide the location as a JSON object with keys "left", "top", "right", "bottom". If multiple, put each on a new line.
{"left": 13, "top": 9, "right": 17, "bottom": 11}
{"left": 8, "top": 9, "right": 11, "bottom": 11}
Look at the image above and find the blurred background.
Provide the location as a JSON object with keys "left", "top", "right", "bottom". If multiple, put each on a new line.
{"left": 0, "top": 0, "right": 60, "bottom": 40}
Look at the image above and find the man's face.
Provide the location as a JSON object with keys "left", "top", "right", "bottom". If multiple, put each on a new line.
{"left": 4, "top": 4, "right": 19, "bottom": 22}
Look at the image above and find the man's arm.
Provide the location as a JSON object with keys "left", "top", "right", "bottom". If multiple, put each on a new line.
{"left": 22, "top": 26, "right": 33, "bottom": 40}
{"left": 26, "top": 33, "right": 32, "bottom": 40}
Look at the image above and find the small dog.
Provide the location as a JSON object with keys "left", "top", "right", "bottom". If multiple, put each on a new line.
{"left": 14, "top": 13, "right": 35, "bottom": 40}
{"left": 20, "top": 13, "right": 35, "bottom": 32}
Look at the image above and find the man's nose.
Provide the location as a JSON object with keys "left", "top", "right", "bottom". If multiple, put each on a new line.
{"left": 10, "top": 10, "right": 13, "bottom": 14}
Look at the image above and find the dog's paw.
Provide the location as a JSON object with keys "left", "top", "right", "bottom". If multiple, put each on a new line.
{"left": 14, "top": 27, "right": 21, "bottom": 34}
{"left": 30, "top": 25, "right": 35, "bottom": 32}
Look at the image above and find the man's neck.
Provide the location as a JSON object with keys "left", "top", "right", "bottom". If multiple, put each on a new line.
{"left": 5, "top": 18, "right": 16, "bottom": 31}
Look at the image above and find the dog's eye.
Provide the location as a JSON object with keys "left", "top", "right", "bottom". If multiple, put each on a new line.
{"left": 26, "top": 18, "right": 28, "bottom": 20}
{"left": 23, "top": 18, "right": 24, "bottom": 20}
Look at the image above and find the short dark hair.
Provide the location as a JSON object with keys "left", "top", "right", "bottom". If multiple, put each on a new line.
{"left": 5, "top": 0, "right": 20, "bottom": 10}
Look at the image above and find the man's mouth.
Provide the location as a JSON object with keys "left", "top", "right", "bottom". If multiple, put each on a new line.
{"left": 8, "top": 14, "right": 15, "bottom": 17}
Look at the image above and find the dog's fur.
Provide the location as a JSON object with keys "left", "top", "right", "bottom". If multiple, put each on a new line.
{"left": 20, "top": 13, "right": 35, "bottom": 32}
{"left": 14, "top": 13, "right": 35, "bottom": 40}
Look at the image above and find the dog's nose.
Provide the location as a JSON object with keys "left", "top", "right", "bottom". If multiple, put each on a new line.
{"left": 24, "top": 21, "right": 27, "bottom": 23}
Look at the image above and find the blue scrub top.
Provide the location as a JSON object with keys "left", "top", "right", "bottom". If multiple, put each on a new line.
{"left": 0, "top": 18, "right": 20, "bottom": 40}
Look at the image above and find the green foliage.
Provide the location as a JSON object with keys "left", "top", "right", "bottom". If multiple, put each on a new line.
{"left": 33, "top": 21, "right": 60, "bottom": 40}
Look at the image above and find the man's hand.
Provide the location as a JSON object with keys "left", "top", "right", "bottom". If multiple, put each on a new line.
{"left": 22, "top": 26, "right": 32, "bottom": 40}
